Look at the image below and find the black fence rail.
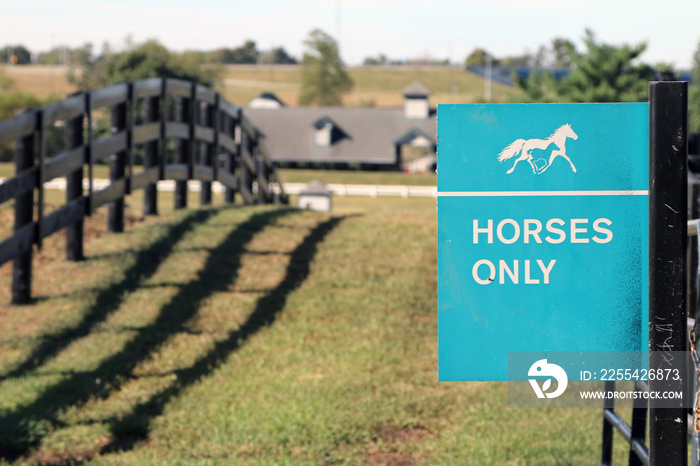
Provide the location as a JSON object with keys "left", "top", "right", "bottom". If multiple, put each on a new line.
{"left": 0, "top": 77, "right": 288, "bottom": 305}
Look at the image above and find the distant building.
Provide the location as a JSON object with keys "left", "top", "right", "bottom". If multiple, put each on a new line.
{"left": 245, "top": 82, "right": 436, "bottom": 171}
{"left": 248, "top": 92, "right": 286, "bottom": 109}
{"left": 298, "top": 180, "right": 333, "bottom": 211}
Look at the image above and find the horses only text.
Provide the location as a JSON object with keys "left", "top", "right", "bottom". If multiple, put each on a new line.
{"left": 470, "top": 218, "right": 613, "bottom": 285}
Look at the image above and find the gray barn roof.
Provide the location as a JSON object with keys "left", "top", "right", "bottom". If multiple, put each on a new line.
{"left": 245, "top": 106, "right": 436, "bottom": 165}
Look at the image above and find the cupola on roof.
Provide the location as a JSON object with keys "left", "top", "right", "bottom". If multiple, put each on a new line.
{"left": 402, "top": 81, "right": 431, "bottom": 97}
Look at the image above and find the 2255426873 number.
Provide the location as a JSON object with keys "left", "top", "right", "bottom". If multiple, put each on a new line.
{"left": 599, "top": 368, "right": 681, "bottom": 381}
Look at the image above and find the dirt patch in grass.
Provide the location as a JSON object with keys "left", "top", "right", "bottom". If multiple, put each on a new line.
{"left": 365, "top": 425, "right": 432, "bottom": 465}
{"left": 27, "top": 447, "right": 98, "bottom": 465}
{"left": 377, "top": 425, "right": 431, "bottom": 444}
{"left": 366, "top": 451, "right": 420, "bottom": 466}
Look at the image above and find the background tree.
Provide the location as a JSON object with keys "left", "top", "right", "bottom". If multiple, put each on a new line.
{"left": 499, "top": 54, "right": 532, "bottom": 68}
{"left": 298, "top": 29, "right": 353, "bottom": 106}
{"left": 515, "top": 29, "right": 654, "bottom": 102}
{"left": 363, "top": 54, "right": 389, "bottom": 66}
{"left": 40, "top": 43, "right": 94, "bottom": 66}
{"left": 229, "top": 40, "right": 259, "bottom": 64}
{"left": 209, "top": 41, "right": 262, "bottom": 64}
{"left": 690, "top": 40, "right": 700, "bottom": 133}
{"left": 0, "top": 67, "right": 14, "bottom": 92}
{"left": 550, "top": 38, "right": 577, "bottom": 68}
{"left": 465, "top": 48, "right": 496, "bottom": 67}
{"left": 258, "top": 46, "right": 297, "bottom": 65}
{"left": 70, "top": 43, "right": 94, "bottom": 66}
{"left": 68, "top": 39, "right": 217, "bottom": 90}
{"left": 0, "top": 73, "right": 45, "bottom": 161}
{"left": 0, "top": 45, "right": 31, "bottom": 64}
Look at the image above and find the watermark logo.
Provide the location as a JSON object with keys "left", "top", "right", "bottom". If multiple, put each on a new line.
{"left": 497, "top": 124, "right": 578, "bottom": 175}
{"left": 528, "top": 359, "right": 568, "bottom": 398}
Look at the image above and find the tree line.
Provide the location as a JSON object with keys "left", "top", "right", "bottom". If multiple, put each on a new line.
{"left": 0, "top": 40, "right": 298, "bottom": 67}
{"left": 1, "top": 29, "right": 699, "bottom": 131}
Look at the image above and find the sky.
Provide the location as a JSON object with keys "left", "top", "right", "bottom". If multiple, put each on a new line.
{"left": 1, "top": 0, "right": 699, "bottom": 69}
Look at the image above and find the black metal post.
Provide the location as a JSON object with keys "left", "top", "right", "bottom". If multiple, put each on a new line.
{"left": 601, "top": 381, "right": 615, "bottom": 466}
{"left": 649, "top": 80, "right": 688, "bottom": 466}
{"left": 628, "top": 389, "right": 648, "bottom": 466}
{"left": 144, "top": 95, "right": 159, "bottom": 216}
{"left": 108, "top": 101, "right": 127, "bottom": 232}
{"left": 174, "top": 97, "right": 189, "bottom": 209}
{"left": 200, "top": 102, "right": 212, "bottom": 206}
{"left": 66, "top": 107, "right": 84, "bottom": 262}
{"left": 11, "top": 125, "right": 35, "bottom": 305}
{"left": 691, "top": 182, "right": 700, "bottom": 313}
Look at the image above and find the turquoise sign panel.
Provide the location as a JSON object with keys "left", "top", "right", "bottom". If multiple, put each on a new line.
{"left": 437, "top": 103, "right": 649, "bottom": 381}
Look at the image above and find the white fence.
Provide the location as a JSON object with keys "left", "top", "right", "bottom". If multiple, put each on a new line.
{"left": 0, "top": 178, "right": 438, "bottom": 198}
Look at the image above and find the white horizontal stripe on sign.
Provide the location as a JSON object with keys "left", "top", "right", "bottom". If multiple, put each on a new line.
{"left": 438, "top": 190, "right": 649, "bottom": 197}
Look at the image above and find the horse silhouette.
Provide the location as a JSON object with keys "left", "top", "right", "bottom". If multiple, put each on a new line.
{"left": 497, "top": 124, "right": 578, "bottom": 175}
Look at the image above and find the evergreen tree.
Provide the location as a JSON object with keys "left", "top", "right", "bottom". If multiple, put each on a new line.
{"left": 516, "top": 30, "right": 654, "bottom": 103}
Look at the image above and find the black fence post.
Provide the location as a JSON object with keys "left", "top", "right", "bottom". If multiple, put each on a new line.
{"left": 648, "top": 80, "right": 688, "bottom": 466}
{"left": 224, "top": 110, "right": 240, "bottom": 205}
{"left": 239, "top": 126, "right": 253, "bottom": 205}
{"left": 143, "top": 95, "right": 159, "bottom": 216}
{"left": 212, "top": 93, "right": 220, "bottom": 198}
{"left": 256, "top": 146, "right": 269, "bottom": 205}
{"left": 174, "top": 96, "right": 189, "bottom": 210}
{"left": 200, "top": 101, "right": 212, "bottom": 206}
{"left": 108, "top": 101, "right": 127, "bottom": 232}
{"left": 11, "top": 117, "right": 35, "bottom": 305}
{"left": 66, "top": 104, "right": 84, "bottom": 262}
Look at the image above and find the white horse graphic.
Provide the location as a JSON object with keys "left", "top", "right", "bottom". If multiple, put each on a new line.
{"left": 497, "top": 124, "right": 578, "bottom": 175}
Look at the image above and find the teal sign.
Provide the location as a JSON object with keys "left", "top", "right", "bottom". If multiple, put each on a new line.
{"left": 438, "top": 103, "right": 649, "bottom": 381}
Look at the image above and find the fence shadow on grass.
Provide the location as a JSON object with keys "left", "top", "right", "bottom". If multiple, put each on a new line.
{"left": 0, "top": 207, "right": 295, "bottom": 461}
{"left": 99, "top": 215, "right": 346, "bottom": 455}
{"left": 0, "top": 208, "right": 216, "bottom": 382}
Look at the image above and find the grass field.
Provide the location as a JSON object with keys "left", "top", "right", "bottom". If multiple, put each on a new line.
{"left": 0, "top": 187, "right": 638, "bottom": 463}
{"left": 1, "top": 65, "right": 76, "bottom": 101}
{"left": 219, "top": 65, "right": 519, "bottom": 107}
{"left": 1, "top": 64, "right": 519, "bottom": 108}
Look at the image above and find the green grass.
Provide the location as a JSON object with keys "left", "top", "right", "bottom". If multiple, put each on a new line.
{"left": 0, "top": 192, "right": 640, "bottom": 464}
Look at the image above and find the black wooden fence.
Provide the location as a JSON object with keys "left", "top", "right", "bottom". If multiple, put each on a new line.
{"left": 0, "top": 77, "right": 288, "bottom": 305}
